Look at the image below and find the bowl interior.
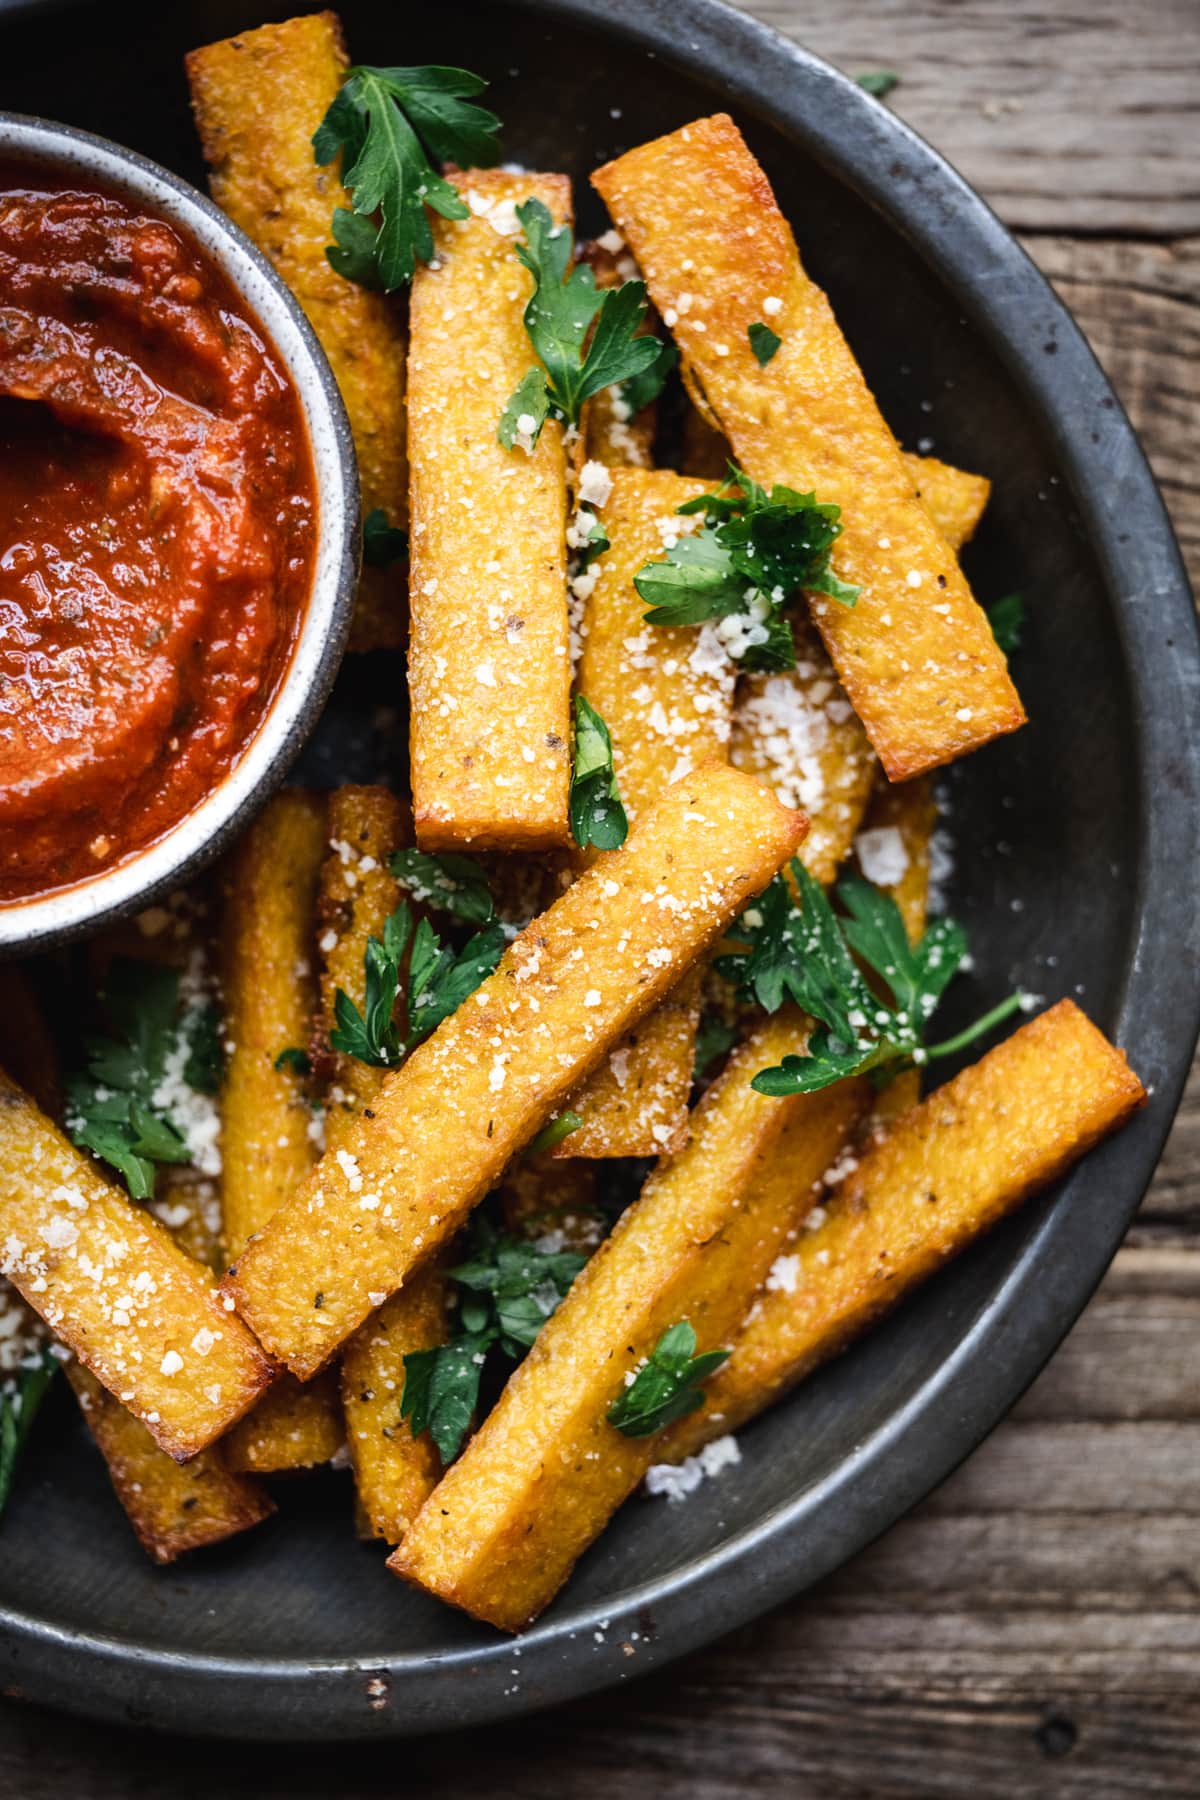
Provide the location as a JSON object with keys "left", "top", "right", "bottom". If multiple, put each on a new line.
{"left": 0, "top": 106, "right": 357, "bottom": 953}
{"left": 0, "top": 0, "right": 1189, "bottom": 1739}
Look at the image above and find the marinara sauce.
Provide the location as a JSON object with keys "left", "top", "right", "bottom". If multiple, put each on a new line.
{"left": 0, "top": 176, "right": 316, "bottom": 900}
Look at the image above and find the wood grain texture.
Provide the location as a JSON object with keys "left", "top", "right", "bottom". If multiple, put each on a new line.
{"left": 2, "top": 0, "right": 1198, "bottom": 1792}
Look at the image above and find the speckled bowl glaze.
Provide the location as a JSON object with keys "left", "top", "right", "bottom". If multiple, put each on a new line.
{"left": 0, "top": 113, "right": 359, "bottom": 953}
{"left": 0, "top": 0, "right": 1198, "bottom": 1747}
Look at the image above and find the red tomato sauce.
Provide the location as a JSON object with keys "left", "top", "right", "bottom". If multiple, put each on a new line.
{"left": 0, "top": 176, "right": 316, "bottom": 901}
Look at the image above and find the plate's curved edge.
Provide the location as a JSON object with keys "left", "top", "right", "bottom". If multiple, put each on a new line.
{"left": 3, "top": 0, "right": 1199, "bottom": 1740}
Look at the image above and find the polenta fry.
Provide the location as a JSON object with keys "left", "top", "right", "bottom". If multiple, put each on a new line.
{"left": 315, "top": 783, "right": 451, "bottom": 1544}
{"left": 564, "top": 468, "right": 733, "bottom": 1156}
{"left": 186, "top": 12, "right": 408, "bottom": 652}
{"left": 391, "top": 1012, "right": 867, "bottom": 1629}
{"left": 593, "top": 114, "right": 1024, "bottom": 779}
{"left": 220, "top": 790, "right": 343, "bottom": 1473}
{"left": 0, "top": 1073, "right": 273, "bottom": 1460}
{"left": 66, "top": 1362, "right": 275, "bottom": 1563}
{"left": 408, "top": 170, "right": 573, "bottom": 851}
{"left": 223, "top": 763, "right": 807, "bottom": 1378}
{"left": 662, "top": 1000, "right": 1147, "bottom": 1462}
{"left": 729, "top": 452, "right": 991, "bottom": 883}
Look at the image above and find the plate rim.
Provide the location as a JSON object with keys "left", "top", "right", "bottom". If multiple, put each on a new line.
{"left": 2, "top": 0, "right": 1198, "bottom": 1740}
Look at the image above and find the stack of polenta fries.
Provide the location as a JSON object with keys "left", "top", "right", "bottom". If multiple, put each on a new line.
{"left": 0, "top": 13, "right": 1146, "bottom": 1629}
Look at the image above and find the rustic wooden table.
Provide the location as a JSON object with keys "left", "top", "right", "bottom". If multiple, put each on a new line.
{"left": 3, "top": 1, "right": 1197, "bottom": 1793}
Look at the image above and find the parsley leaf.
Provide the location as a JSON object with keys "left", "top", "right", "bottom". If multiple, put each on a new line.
{"left": 748, "top": 321, "right": 782, "bottom": 366}
{"left": 330, "top": 904, "right": 411, "bottom": 1068}
{"left": 362, "top": 508, "right": 409, "bottom": 568}
{"left": 499, "top": 198, "right": 665, "bottom": 448}
{"left": 64, "top": 961, "right": 218, "bottom": 1200}
{"left": 619, "top": 339, "right": 679, "bottom": 414}
{"left": 389, "top": 849, "right": 495, "bottom": 924}
{"left": 313, "top": 65, "right": 501, "bottom": 292}
{"left": 0, "top": 1350, "right": 59, "bottom": 1522}
{"left": 526, "top": 1110, "right": 583, "bottom": 1157}
{"left": 569, "top": 695, "right": 628, "bottom": 851}
{"left": 633, "top": 463, "right": 858, "bottom": 671}
{"left": 274, "top": 1047, "right": 312, "bottom": 1076}
{"left": 856, "top": 69, "right": 901, "bottom": 100}
{"left": 400, "top": 1215, "right": 586, "bottom": 1462}
{"left": 331, "top": 903, "right": 505, "bottom": 1069}
{"left": 607, "top": 1321, "right": 729, "bottom": 1437}
{"left": 406, "top": 915, "right": 506, "bottom": 1046}
{"left": 988, "top": 591, "right": 1025, "bottom": 656}
{"left": 716, "top": 859, "right": 1030, "bottom": 1096}
{"left": 693, "top": 1014, "right": 737, "bottom": 1082}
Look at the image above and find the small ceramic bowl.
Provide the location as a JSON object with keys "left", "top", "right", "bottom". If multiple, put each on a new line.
{"left": 0, "top": 113, "right": 359, "bottom": 953}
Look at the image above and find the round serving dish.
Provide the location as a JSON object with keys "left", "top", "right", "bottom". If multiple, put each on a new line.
{"left": 0, "top": 0, "right": 1197, "bottom": 1742}
{"left": 0, "top": 113, "right": 359, "bottom": 954}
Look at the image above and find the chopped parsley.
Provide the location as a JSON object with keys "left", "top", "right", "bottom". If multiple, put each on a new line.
{"left": 0, "top": 1350, "right": 59, "bottom": 1522}
{"left": 633, "top": 463, "right": 859, "bottom": 672}
{"left": 274, "top": 1047, "right": 312, "bottom": 1076}
{"left": 569, "top": 695, "right": 628, "bottom": 851}
{"left": 401, "top": 1214, "right": 586, "bottom": 1462}
{"left": 64, "top": 960, "right": 221, "bottom": 1201}
{"left": 389, "top": 849, "right": 495, "bottom": 925}
{"left": 988, "top": 591, "right": 1025, "bottom": 656}
{"left": 526, "top": 1110, "right": 584, "bottom": 1157}
{"left": 716, "top": 858, "right": 1029, "bottom": 1096}
{"left": 607, "top": 1321, "right": 729, "bottom": 1438}
{"left": 499, "top": 198, "right": 666, "bottom": 450}
{"left": 362, "top": 508, "right": 409, "bottom": 567}
{"left": 855, "top": 69, "right": 901, "bottom": 100}
{"left": 747, "top": 321, "right": 782, "bottom": 366}
{"left": 619, "top": 339, "right": 679, "bottom": 414}
{"left": 330, "top": 903, "right": 505, "bottom": 1069}
{"left": 312, "top": 63, "right": 501, "bottom": 291}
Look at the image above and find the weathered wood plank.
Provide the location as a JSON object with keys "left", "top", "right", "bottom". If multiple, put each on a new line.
{"left": 731, "top": 0, "right": 1200, "bottom": 234}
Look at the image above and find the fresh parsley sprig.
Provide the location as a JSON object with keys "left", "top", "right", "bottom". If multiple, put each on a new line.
{"left": 716, "top": 858, "right": 1030, "bottom": 1096}
{"left": 618, "top": 340, "right": 679, "bottom": 415}
{"left": 64, "top": 961, "right": 221, "bottom": 1201}
{"left": 569, "top": 696, "right": 628, "bottom": 851}
{"left": 607, "top": 1321, "right": 729, "bottom": 1438}
{"left": 526, "top": 1110, "right": 583, "bottom": 1157}
{"left": 692, "top": 1014, "right": 737, "bottom": 1082}
{"left": 330, "top": 903, "right": 505, "bottom": 1069}
{"left": 401, "top": 1215, "right": 586, "bottom": 1462}
{"left": 498, "top": 198, "right": 665, "bottom": 451}
{"left": 632, "top": 463, "right": 859, "bottom": 673}
{"left": 313, "top": 64, "right": 501, "bottom": 292}
{"left": 0, "top": 1349, "right": 59, "bottom": 1523}
{"left": 389, "top": 849, "right": 495, "bottom": 925}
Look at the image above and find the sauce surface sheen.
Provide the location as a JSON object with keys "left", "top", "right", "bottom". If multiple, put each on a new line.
{"left": 0, "top": 177, "right": 316, "bottom": 900}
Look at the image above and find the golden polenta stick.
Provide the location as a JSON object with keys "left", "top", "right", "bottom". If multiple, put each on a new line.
{"left": 315, "top": 784, "right": 408, "bottom": 1149}
{"left": 662, "top": 1000, "right": 1146, "bottom": 1462}
{"left": 0, "top": 1073, "right": 272, "bottom": 1460}
{"left": 223, "top": 763, "right": 807, "bottom": 1377}
{"left": 391, "top": 1013, "right": 867, "bottom": 1629}
{"left": 314, "top": 784, "right": 452, "bottom": 1543}
{"left": 186, "top": 13, "right": 407, "bottom": 652}
{"left": 563, "top": 468, "right": 733, "bottom": 1157}
{"left": 220, "top": 790, "right": 343, "bottom": 1474}
{"left": 66, "top": 1362, "right": 274, "bottom": 1563}
{"left": 593, "top": 115, "right": 1024, "bottom": 780}
{"left": 729, "top": 452, "right": 990, "bottom": 884}
{"left": 579, "top": 238, "right": 658, "bottom": 468}
{"left": 408, "top": 170, "right": 572, "bottom": 851}
{"left": 341, "top": 1274, "right": 449, "bottom": 1544}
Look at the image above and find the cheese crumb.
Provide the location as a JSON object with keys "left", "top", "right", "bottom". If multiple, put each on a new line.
{"left": 645, "top": 1434, "right": 741, "bottom": 1502}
